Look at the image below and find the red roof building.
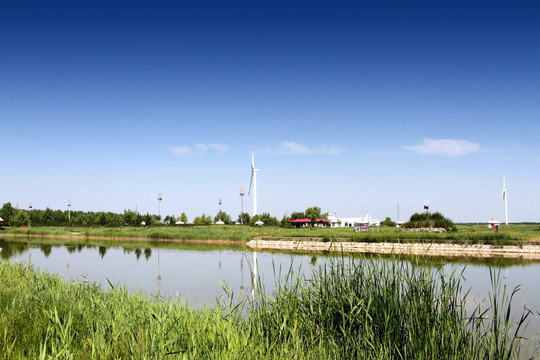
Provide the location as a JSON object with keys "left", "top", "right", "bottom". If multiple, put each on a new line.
{"left": 288, "top": 218, "right": 330, "bottom": 228}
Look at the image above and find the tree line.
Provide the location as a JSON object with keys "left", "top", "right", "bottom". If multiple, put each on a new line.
{"left": 0, "top": 203, "right": 334, "bottom": 228}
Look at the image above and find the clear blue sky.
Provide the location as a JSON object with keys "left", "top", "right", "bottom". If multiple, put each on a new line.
{"left": 1, "top": 0, "right": 539, "bottom": 223}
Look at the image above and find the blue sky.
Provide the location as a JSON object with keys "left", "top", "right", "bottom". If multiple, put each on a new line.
{"left": 1, "top": 1, "right": 539, "bottom": 222}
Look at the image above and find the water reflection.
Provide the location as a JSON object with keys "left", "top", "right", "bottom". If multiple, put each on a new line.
{"left": 157, "top": 249, "right": 162, "bottom": 287}
{"left": 251, "top": 251, "right": 258, "bottom": 297}
{"left": 0, "top": 239, "right": 30, "bottom": 259}
{"left": 239, "top": 257, "right": 245, "bottom": 297}
{"left": 99, "top": 246, "right": 107, "bottom": 258}
{"left": 2, "top": 238, "right": 540, "bottom": 312}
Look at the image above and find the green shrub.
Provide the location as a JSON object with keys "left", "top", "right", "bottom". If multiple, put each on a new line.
{"left": 402, "top": 212, "right": 457, "bottom": 231}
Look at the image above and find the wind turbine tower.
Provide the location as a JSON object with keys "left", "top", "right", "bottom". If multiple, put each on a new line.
{"left": 248, "top": 152, "right": 260, "bottom": 216}
{"left": 502, "top": 176, "right": 509, "bottom": 225}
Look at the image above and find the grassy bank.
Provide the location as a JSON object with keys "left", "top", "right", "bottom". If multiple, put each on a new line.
{"left": 2, "top": 224, "right": 538, "bottom": 244}
{"left": 0, "top": 259, "right": 535, "bottom": 359}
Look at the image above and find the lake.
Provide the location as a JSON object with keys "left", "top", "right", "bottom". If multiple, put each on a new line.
{"left": 1, "top": 237, "right": 539, "bottom": 354}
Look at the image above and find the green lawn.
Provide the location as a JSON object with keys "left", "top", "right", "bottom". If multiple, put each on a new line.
{"left": 1, "top": 223, "right": 538, "bottom": 245}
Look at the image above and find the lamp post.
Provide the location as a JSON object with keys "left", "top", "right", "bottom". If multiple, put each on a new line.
{"left": 239, "top": 186, "right": 245, "bottom": 224}
{"left": 28, "top": 202, "right": 32, "bottom": 227}
{"left": 158, "top": 192, "right": 163, "bottom": 221}
{"left": 67, "top": 200, "right": 72, "bottom": 224}
{"left": 217, "top": 198, "right": 223, "bottom": 224}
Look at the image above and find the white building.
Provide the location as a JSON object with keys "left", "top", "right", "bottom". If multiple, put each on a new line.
{"left": 328, "top": 213, "right": 380, "bottom": 228}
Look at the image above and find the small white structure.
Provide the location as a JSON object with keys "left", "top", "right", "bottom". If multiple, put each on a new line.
{"left": 328, "top": 214, "right": 363, "bottom": 227}
{"left": 328, "top": 213, "right": 380, "bottom": 228}
{"left": 215, "top": 220, "right": 225, "bottom": 225}
{"left": 487, "top": 217, "right": 500, "bottom": 229}
{"left": 354, "top": 215, "right": 380, "bottom": 232}
{"left": 396, "top": 219, "right": 405, "bottom": 228}
{"left": 175, "top": 220, "right": 184, "bottom": 225}
{"left": 254, "top": 220, "right": 264, "bottom": 226}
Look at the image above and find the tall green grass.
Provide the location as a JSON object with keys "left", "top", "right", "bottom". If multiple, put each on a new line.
{"left": 0, "top": 258, "right": 535, "bottom": 359}
{"left": 248, "top": 259, "right": 534, "bottom": 359}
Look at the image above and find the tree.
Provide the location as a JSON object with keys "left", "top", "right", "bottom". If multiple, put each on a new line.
{"left": 280, "top": 214, "right": 290, "bottom": 227}
{"left": 163, "top": 214, "right": 176, "bottom": 225}
{"left": 289, "top": 211, "right": 305, "bottom": 220}
{"left": 238, "top": 212, "right": 251, "bottom": 225}
{"left": 214, "top": 211, "right": 232, "bottom": 224}
{"left": 381, "top": 217, "right": 396, "bottom": 227}
{"left": 305, "top": 206, "right": 323, "bottom": 227}
{"left": 124, "top": 210, "right": 139, "bottom": 226}
{"left": 141, "top": 213, "right": 156, "bottom": 226}
{"left": 98, "top": 212, "right": 107, "bottom": 227}
{"left": 251, "top": 212, "right": 279, "bottom": 226}
{"left": 0, "top": 202, "right": 16, "bottom": 225}
{"left": 180, "top": 212, "right": 188, "bottom": 224}
{"left": 11, "top": 210, "right": 30, "bottom": 227}
{"left": 193, "top": 214, "right": 212, "bottom": 225}
{"left": 40, "top": 207, "right": 54, "bottom": 226}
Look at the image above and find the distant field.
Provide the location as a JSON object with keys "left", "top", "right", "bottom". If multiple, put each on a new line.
{"left": 1, "top": 223, "right": 539, "bottom": 245}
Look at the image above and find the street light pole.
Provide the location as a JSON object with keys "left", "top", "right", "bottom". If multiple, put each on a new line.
{"left": 158, "top": 192, "right": 163, "bottom": 221}
{"left": 28, "top": 202, "right": 32, "bottom": 227}
{"left": 239, "top": 186, "right": 245, "bottom": 225}
{"left": 67, "top": 200, "right": 72, "bottom": 224}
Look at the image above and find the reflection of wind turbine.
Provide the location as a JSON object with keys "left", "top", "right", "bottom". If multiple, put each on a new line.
{"left": 502, "top": 176, "right": 509, "bottom": 225}
{"left": 251, "top": 251, "right": 258, "bottom": 298}
{"left": 157, "top": 250, "right": 162, "bottom": 286}
{"left": 248, "top": 152, "right": 260, "bottom": 216}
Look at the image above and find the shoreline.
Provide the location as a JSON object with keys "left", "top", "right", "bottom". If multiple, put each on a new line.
{"left": 247, "top": 239, "right": 540, "bottom": 259}
{"left": 0, "top": 233, "right": 246, "bottom": 245}
{"left": 3, "top": 232, "right": 540, "bottom": 259}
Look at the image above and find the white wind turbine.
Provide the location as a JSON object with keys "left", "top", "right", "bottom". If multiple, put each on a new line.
{"left": 502, "top": 176, "right": 509, "bottom": 225}
{"left": 248, "top": 152, "right": 260, "bottom": 216}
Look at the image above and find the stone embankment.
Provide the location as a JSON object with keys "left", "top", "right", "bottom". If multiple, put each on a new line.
{"left": 400, "top": 227, "right": 447, "bottom": 233}
{"left": 246, "top": 239, "right": 540, "bottom": 259}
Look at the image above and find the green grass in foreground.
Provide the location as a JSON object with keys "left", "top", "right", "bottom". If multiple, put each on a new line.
{"left": 0, "top": 259, "right": 535, "bottom": 359}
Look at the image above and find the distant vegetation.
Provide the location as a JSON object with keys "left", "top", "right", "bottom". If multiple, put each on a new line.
{"left": 380, "top": 216, "right": 396, "bottom": 227}
{"left": 0, "top": 259, "right": 532, "bottom": 359}
{"left": 0, "top": 202, "right": 302, "bottom": 228}
{"left": 402, "top": 212, "right": 457, "bottom": 231}
{"left": 2, "top": 202, "right": 538, "bottom": 244}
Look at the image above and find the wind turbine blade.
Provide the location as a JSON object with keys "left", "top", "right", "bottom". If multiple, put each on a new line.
{"left": 251, "top": 152, "right": 255, "bottom": 170}
{"left": 248, "top": 171, "right": 253, "bottom": 196}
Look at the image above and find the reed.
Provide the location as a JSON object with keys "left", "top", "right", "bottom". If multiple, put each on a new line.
{"left": 0, "top": 257, "right": 535, "bottom": 359}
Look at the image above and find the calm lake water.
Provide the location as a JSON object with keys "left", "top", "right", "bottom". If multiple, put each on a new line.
{"left": 1, "top": 238, "right": 540, "bottom": 354}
